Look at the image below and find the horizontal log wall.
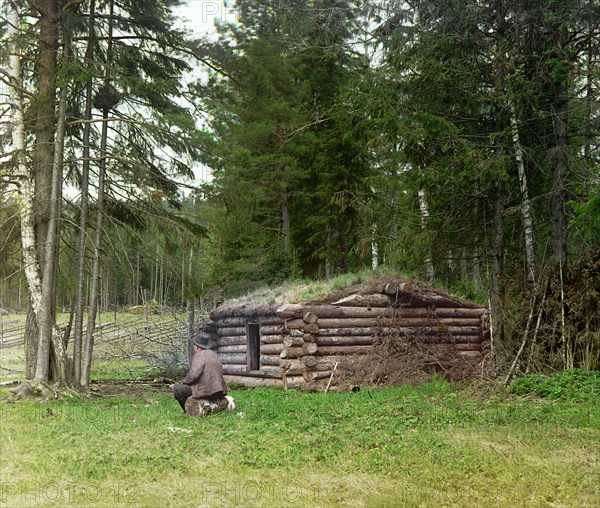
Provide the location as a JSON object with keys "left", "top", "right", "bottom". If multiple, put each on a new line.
{"left": 223, "top": 375, "right": 302, "bottom": 388}
{"left": 214, "top": 294, "right": 488, "bottom": 386}
{"left": 285, "top": 317, "right": 482, "bottom": 329}
{"left": 279, "top": 304, "right": 487, "bottom": 320}
{"left": 215, "top": 313, "right": 288, "bottom": 381}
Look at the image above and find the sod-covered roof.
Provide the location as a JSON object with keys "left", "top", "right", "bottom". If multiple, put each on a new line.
{"left": 210, "top": 273, "right": 481, "bottom": 321}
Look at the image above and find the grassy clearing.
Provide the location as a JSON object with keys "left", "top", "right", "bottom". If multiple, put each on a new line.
{"left": 1, "top": 378, "right": 599, "bottom": 507}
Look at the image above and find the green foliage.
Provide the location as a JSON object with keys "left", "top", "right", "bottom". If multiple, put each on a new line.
{"left": 569, "top": 188, "right": 600, "bottom": 251}
{"left": 509, "top": 369, "right": 600, "bottom": 401}
{"left": 193, "top": 0, "right": 374, "bottom": 288}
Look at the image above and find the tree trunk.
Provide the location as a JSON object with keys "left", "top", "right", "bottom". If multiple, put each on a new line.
{"left": 34, "top": 31, "right": 70, "bottom": 385}
{"left": 29, "top": 0, "right": 61, "bottom": 383}
{"left": 490, "top": 180, "right": 506, "bottom": 372}
{"left": 187, "top": 298, "right": 195, "bottom": 365}
{"left": 417, "top": 188, "right": 435, "bottom": 282}
{"left": 509, "top": 102, "right": 536, "bottom": 281}
{"left": 81, "top": 0, "right": 114, "bottom": 388}
{"left": 7, "top": 3, "right": 42, "bottom": 379}
{"left": 80, "top": 109, "right": 107, "bottom": 388}
{"left": 371, "top": 224, "right": 378, "bottom": 270}
{"left": 72, "top": 0, "right": 96, "bottom": 385}
{"left": 549, "top": 50, "right": 569, "bottom": 267}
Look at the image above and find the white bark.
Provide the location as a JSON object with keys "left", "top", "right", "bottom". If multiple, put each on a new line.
{"left": 509, "top": 103, "right": 536, "bottom": 281}
{"left": 6, "top": 4, "right": 43, "bottom": 321}
{"left": 371, "top": 224, "right": 378, "bottom": 270}
{"left": 418, "top": 188, "right": 435, "bottom": 282}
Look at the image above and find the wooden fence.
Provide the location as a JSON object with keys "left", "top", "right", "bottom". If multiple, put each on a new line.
{"left": 0, "top": 320, "right": 25, "bottom": 348}
{"left": 0, "top": 315, "right": 188, "bottom": 352}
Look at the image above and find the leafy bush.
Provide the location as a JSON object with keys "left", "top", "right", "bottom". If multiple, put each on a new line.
{"left": 509, "top": 369, "right": 600, "bottom": 401}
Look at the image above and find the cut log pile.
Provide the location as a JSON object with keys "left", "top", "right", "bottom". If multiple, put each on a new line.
{"left": 208, "top": 281, "right": 490, "bottom": 388}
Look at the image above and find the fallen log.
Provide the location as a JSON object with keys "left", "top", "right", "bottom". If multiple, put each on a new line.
{"left": 224, "top": 375, "right": 303, "bottom": 388}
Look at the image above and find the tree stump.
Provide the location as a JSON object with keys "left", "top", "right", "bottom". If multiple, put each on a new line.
{"left": 184, "top": 396, "right": 229, "bottom": 416}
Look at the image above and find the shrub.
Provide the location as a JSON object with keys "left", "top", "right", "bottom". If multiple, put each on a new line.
{"left": 509, "top": 369, "right": 600, "bottom": 401}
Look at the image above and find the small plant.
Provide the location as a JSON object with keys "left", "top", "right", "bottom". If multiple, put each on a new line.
{"left": 509, "top": 369, "right": 600, "bottom": 401}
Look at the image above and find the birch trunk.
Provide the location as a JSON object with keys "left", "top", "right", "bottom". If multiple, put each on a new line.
{"left": 7, "top": 5, "right": 42, "bottom": 321}
{"left": 509, "top": 102, "right": 536, "bottom": 281}
{"left": 417, "top": 188, "right": 435, "bottom": 282}
{"left": 371, "top": 224, "right": 378, "bottom": 270}
{"left": 7, "top": 1, "right": 44, "bottom": 381}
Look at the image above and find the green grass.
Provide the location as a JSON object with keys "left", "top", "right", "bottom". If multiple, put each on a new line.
{"left": 220, "top": 268, "right": 399, "bottom": 307}
{"left": 1, "top": 379, "right": 599, "bottom": 507}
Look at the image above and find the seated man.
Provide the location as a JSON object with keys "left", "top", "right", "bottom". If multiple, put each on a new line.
{"left": 173, "top": 334, "right": 229, "bottom": 415}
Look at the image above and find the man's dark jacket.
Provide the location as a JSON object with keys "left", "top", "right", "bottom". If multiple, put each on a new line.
{"left": 182, "top": 349, "right": 228, "bottom": 399}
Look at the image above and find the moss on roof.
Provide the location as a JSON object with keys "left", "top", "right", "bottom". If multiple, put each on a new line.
{"left": 211, "top": 270, "right": 481, "bottom": 320}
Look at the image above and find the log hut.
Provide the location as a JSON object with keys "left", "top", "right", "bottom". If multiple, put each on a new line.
{"left": 201, "top": 278, "right": 490, "bottom": 388}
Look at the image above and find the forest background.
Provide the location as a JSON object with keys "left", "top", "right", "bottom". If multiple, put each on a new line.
{"left": 0, "top": 0, "right": 598, "bottom": 391}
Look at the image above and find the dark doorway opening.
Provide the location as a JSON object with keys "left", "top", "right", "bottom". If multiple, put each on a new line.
{"left": 247, "top": 323, "right": 260, "bottom": 371}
